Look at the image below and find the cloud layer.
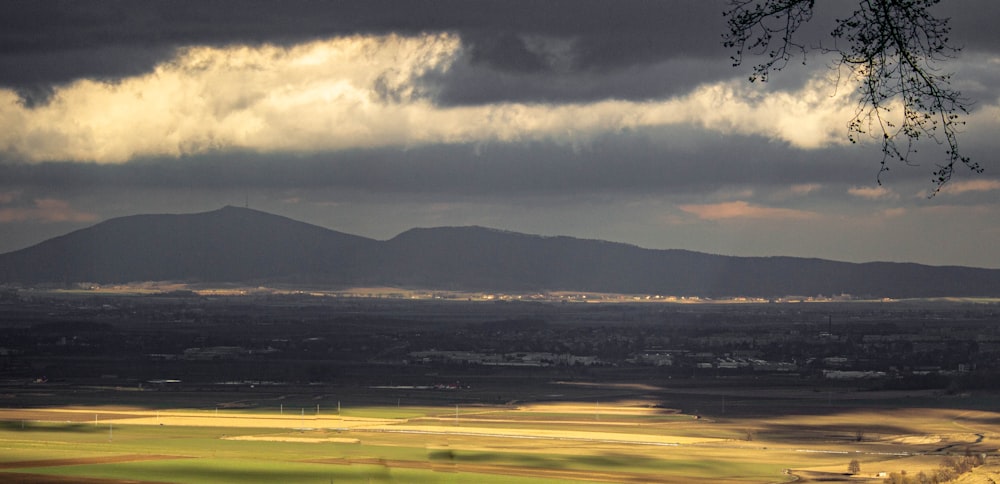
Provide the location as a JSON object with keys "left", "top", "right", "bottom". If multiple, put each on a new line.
{"left": 1, "top": 34, "right": 869, "bottom": 164}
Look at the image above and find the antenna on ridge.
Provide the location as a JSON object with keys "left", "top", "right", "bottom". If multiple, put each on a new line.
{"left": 245, "top": 194, "right": 249, "bottom": 209}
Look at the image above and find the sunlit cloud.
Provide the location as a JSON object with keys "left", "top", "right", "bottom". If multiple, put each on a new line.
{"left": 769, "top": 183, "right": 822, "bottom": 201}
{"left": 790, "top": 183, "right": 822, "bottom": 195}
{"left": 678, "top": 200, "right": 818, "bottom": 221}
{"left": 848, "top": 185, "right": 898, "bottom": 200}
{"left": 938, "top": 179, "right": 1000, "bottom": 195}
{"left": 684, "top": 78, "right": 858, "bottom": 150}
{"left": 0, "top": 33, "right": 870, "bottom": 164}
{"left": 0, "top": 198, "right": 99, "bottom": 223}
{"left": 0, "top": 34, "right": 463, "bottom": 163}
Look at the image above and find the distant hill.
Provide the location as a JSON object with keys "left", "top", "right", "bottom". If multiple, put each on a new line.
{"left": 2, "top": 206, "right": 999, "bottom": 298}
{"left": 0, "top": 206, "right": 373, "bottom": 285}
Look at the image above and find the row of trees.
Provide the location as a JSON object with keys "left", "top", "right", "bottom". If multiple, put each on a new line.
{"left": 875, "top": 453, "right": 986, "bottom": 483}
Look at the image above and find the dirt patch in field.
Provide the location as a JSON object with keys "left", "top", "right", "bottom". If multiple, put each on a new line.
{"left": 888, "top": 434, "right": 945, "bottom": 444}
{"left": 221, "top": 435, "right": 360, "bottom": 444}
{"left": 0, "top": 454, "right": 191, "bottom": 470}
{"left": 517, "top": 401, "right": 678, "bottom": 416}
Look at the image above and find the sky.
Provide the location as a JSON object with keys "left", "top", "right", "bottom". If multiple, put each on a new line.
{"left": 1, "top": 0, "right": 998, "bottom": 269}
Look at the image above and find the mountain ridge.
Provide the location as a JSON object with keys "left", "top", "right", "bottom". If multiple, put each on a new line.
{"left": 2, "top": 206, "right": 999, "bottom": 298}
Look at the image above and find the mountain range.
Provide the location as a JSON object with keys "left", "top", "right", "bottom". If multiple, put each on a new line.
{"left": 1, "top": 206, "right": 999, "bottom": 298}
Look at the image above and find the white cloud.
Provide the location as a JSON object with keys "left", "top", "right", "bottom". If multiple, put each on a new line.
{"left": 682, "top": 78, "right": 859, "bottom": 149}
{"left": 848, "top": 185, "right": 898, "bottom": 200}
{"left": 939, "top": 179, "right": 1000, "bottom": 195}
{"left": 0, "top": 34, "right": 870, "bottom": 164}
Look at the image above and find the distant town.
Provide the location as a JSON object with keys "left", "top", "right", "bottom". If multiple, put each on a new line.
{"left": 2, "top": 288, "right": 997, "bottom": 395}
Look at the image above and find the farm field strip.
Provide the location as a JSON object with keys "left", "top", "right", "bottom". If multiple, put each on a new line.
{"left": 304, "top": 456, "right": 725, "bottom": 483}
{"left": 7, "top": 406, "right": 724, "bottom": 446}
{"left": 29, "top": 407, "right": 404, "bottom": 427}
{"left": 0, "top": 454, "right": 190, "bottom": 470}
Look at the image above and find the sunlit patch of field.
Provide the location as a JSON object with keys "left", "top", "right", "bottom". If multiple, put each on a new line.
{"left": 516, "top": 400, "right": 672, "bottom": 415}
{"left": 221, "top": 435, "right": 361, "bottom": 444}
{"left": 356, "top": 423, "right": 723, "bottom": 446}
{"left": 25, "top": 405, "right": 725, "bottom": 446}
{"left": 27, "top": 407, "right": 405, "bottom": 430}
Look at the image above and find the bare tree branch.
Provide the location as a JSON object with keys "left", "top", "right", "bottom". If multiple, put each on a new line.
{"left": 724, "top": 0, "right": 982, "bottom": 195}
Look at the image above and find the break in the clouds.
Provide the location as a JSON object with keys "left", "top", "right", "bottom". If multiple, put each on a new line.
{"left": 1, "top": 1, "right": 999, "bottom": 270}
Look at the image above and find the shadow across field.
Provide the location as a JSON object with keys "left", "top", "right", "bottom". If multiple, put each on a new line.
{"left": 0, "top": 421, "right": 101, "bottom": 434}
{"left": 0, "top": 454, "right": 188, "bottom": 470}
{"left": 428, "top": 449, "right": 666, "bottom": 470}
{"left": 753, "top": 422, "right": 914, "bottom": 442}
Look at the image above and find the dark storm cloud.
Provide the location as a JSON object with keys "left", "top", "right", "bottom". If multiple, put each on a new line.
{"left": 426, "top": 55, "right": 738, "bottom": 105}
{"left": 0, "top": 1, "right": 730, "bottom": 100}
{"left": 5, "top": 1, "right": 994, "bottom": 107}
{"left": 0, "top": 133, "right": 898, "bottom": 199}
{"left": 0, "top": 46, "right": 174, "bottom": 98}
{"left": 934, "top": 1, "right": 1000, "bottom": 52}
